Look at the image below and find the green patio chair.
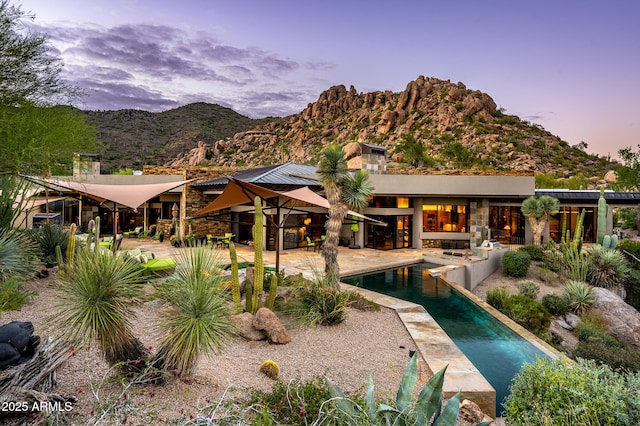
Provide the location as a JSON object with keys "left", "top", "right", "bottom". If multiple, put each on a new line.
{"left": 306, "top": 236, "right": 316, "bottom": 251}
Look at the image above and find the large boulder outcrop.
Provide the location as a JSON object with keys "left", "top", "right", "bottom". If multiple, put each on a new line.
{"left": 592, "top": 287, "right": 640, "bottom": 347}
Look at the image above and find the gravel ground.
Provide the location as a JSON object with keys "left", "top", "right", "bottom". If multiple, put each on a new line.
{"left": 2, "top": 268, "right": 419, "bottom": 424}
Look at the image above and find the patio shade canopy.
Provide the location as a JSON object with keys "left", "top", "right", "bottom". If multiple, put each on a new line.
{"left": 194, "top": 177, "right": 386, "bottom": 226}
{"left": 24, "top": 177, "right": 194, "bottom": 210}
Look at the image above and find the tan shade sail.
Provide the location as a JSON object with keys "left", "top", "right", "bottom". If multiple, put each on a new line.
{"left": 195, "top": 177, "right": 385, "bottom": 226}
{"left": 26, "top": 177, "right": 193, "bottom": 209}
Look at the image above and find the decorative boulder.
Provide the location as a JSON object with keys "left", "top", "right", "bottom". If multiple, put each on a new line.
{"left": 253, "top": 308, "right": 291, "bottom": 344}
{"left": 459, "top": 399, "right": 494, "bottom": 424}
{"left": 592, "top": 287, "right": 640, "bottom": 347}
{"left": 0, "top": 321, "right": 41, "bottom": 369}
{"left": 230, "top": 313, "right": 267, "bottom": 341}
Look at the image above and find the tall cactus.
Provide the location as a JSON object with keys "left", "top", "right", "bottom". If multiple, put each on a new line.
{"left": 244, "top": 279, "right": 253, "bottom": 314}
{"left": 266, "top": 273, "right": 278, "bottom": 310}
{"left": 229, "top": 241, "right": 242, "bottom": 314}
{"left": 66, "top": 223, "right": 76, "bottom": 267}
{"left": 251, "top": 196, "right": 264, "bottom": 314}
{"left": 597, "top": 189, "right": 607, "bottom": 245}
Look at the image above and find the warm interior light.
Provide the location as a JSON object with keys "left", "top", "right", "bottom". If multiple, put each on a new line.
{"left": 303, "top": 217, "right": 311, "bottom": 225}
{"left": 397, "top": 197, "right": 409, "bottom": 208}
{"left": 504, "top": 224, "right": 511, "bottom": 231}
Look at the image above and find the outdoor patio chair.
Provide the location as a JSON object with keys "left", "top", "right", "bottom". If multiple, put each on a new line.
{"left": 220, "top": 233, "right": 234, "bottom": 248}
{"left": 306, "top": 236, "right": 316, "bottom": 251}
{"left": 123, "top": 226, "right": 143, "bottom": 238}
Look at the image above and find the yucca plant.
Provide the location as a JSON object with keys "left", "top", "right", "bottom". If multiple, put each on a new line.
{"left": 26, "top": 222, "right": 69, "bottom": 266}
{"left": 53, "top": 246, "right": 148, "bottom": 372}
{"left": 327, "top": 353, "right": 492, "bottom": 426}
{"left": 587, "top": 245, "right": 630, "bottom": 293}
{"left": 153, "top": 246, "right": 233, "bottom": 377}
{"left": 562, "top": 280, "right": 596, "bottom": 314}
{"left": 283, "top": 270, "right": 351, "bottom": 326}
{"left": 0, "top": 231, "right": 37, "bottom": 281}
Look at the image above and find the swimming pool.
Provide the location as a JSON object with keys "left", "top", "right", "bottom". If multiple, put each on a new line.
{"left": 343, "top": 262, "right": 550, "bottom": 414}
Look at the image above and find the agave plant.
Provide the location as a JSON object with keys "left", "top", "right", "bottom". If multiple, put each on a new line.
{"left": 153, "top": 246, "right": 233, "bottom": 377}
{"left": 587, "top": 245, "right": 630, "bottom": 293}
{"left": 53, "top": 246, "right": 148, "bottom": 371}
{"left": 326, "top": 354, "right": 492, "bottom": 425}
{"left": 562, "top": 280, "right": 596, "bottom": 314}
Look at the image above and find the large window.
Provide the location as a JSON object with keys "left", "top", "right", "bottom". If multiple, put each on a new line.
{"left": 369, "top": 197, "right": 412, "bottom": 208}
{"left": 422, "top": 204, "right": 467, "bottom": 232}
{"left": 489, "top": 206, "right": 525, "bottom": 244}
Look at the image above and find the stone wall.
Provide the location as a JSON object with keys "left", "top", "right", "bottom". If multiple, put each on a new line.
{"left": 143, "top": 165, "right": 245, "bottom": 239}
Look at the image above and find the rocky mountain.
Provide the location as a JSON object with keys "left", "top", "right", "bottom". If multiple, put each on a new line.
{"left": 89, "top": 75, "right": 617, "bottom": 179}
{"left": 82, "top": 103, "right": 273, "bottom": 173}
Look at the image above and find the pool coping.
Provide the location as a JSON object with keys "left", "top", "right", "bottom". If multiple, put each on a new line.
{"left": 340, "top": 282, "right": 497, "bottom": 418}
{"left": 341, "top": 264, "right": 568, "bottom": 419}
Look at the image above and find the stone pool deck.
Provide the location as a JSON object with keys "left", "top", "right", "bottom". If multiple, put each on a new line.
{"left": 119, "top": 238, "right": 564, "bottom": 418}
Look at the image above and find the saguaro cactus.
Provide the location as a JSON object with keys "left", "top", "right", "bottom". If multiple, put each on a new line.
{"left": 251, "top": 196, "right": 264, "bottom": 314}
{"left": 597, "top": 189, "right": 607, "bottom": 245}
{"left": 229, "top": 242, "right": 242, "bottom": 314}
{"left": 266, "top": 273, "right": 278, "bottom": 310}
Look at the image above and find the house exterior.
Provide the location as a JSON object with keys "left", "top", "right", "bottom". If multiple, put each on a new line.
{"left": 25, "top": 152, "right": 639, "bottom": 251}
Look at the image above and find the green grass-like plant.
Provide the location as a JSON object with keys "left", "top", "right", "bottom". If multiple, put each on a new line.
{"left": 587, "top": 245, "right": 630, "bottom": 292}
{"left": 153, "top": 246, "right": 233, "bottom": 377}
{"left": 486, "top": 286, "right": 509, "bottom": 311}
{"left": 283, "top": 275, "right": 351, "bottom": 326}
{"left": 562, "top": 280, "right": 595, "bottom": 314}
{"left": 53, "top": 246, "right": 148, "bottom": 370}
{"left": 0, "top": 275, "right": 37, "bottom": 311}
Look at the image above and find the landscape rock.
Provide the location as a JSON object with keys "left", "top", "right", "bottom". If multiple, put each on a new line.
{"left": 253, "top": 307, "right": 291, "bottom": 344}
{"left": 230, "top": 313, "right": 267, "bottom": 341}
{"left": 459, "top": 399, "right": 493, "bottom": 424}
{"left": 592, "top": 287, "right": 640, "bottom": 347}
{"left": 564, "top": 313, "right": 581, "bottom": 329}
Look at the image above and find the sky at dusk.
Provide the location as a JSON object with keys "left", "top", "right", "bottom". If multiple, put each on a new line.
{"left": 16, "top": 0, "right": 640, "bottom": 159}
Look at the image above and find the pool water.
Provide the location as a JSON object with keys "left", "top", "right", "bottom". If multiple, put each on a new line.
{"left": 343, "top": 262, "right": 549, "bottom": 414}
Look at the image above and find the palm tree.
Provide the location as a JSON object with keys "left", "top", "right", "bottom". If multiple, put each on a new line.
{"left": 521, "top": 195, "right": 560, "bottom": 245}
{"left": 318, "top": 146, "right": 373, "bottom": 289}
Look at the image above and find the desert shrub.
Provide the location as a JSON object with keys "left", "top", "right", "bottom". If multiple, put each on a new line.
{"left": 502, "top": 295, "right": 551, "bottom": 336}
{"left": 502, "top": 250, "right": 531, "bottom": 277}
{"left": 575, "top": 340, "right": 640, "bottom": 373}
{"left": 519, "top": 244, "right": 545, "bottom": 261}
{"left": 562, "top": 280, "right": 595, "bottom": 314}
{"left": 345, "top": 291, "right": 380, "bottom": 311}
{"left": 618, "top": 239, "right": 640, "bottom": 260}
{"left": 26, "top": 222, "right": 69, "bottom": 266}
{"left": 283, "top": 278, "right": 351, "bottom": 326}
{"left": 248, "top": 375, "right": 359, "bottom": 425}
{"left": 0, "top": 276, "right": 37, "bottom": 311}
{"left": 503, "top": 357, "right": 640, "bottom": 425}
{"left": 541, "top": 293, "right": 569, "bottom": 316}
{"left": 587, "top": 245, "right": 630, "bottom": 291}
{"left": 578, "top": 309, "right": 608, "bottom": 331}
{"left": 577, "top": 326, "right": 623, "bottom": 348}
{"left": 486, "top": 286, "right": 509, "bottom": 311}
{"left": 516, "top": 280, "right": 540, "bottom": 299}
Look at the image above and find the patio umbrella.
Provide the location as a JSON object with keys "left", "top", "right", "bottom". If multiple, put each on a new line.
{"left": 194, "top": 177, "right": 385, "bottom": 272}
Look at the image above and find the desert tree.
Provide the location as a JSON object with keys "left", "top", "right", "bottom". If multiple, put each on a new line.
{"left": 318, "top": 146, "right": 373, "bottom": 289}
{"left": 521, "top": 195, "right": 559, "bottom": 245}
